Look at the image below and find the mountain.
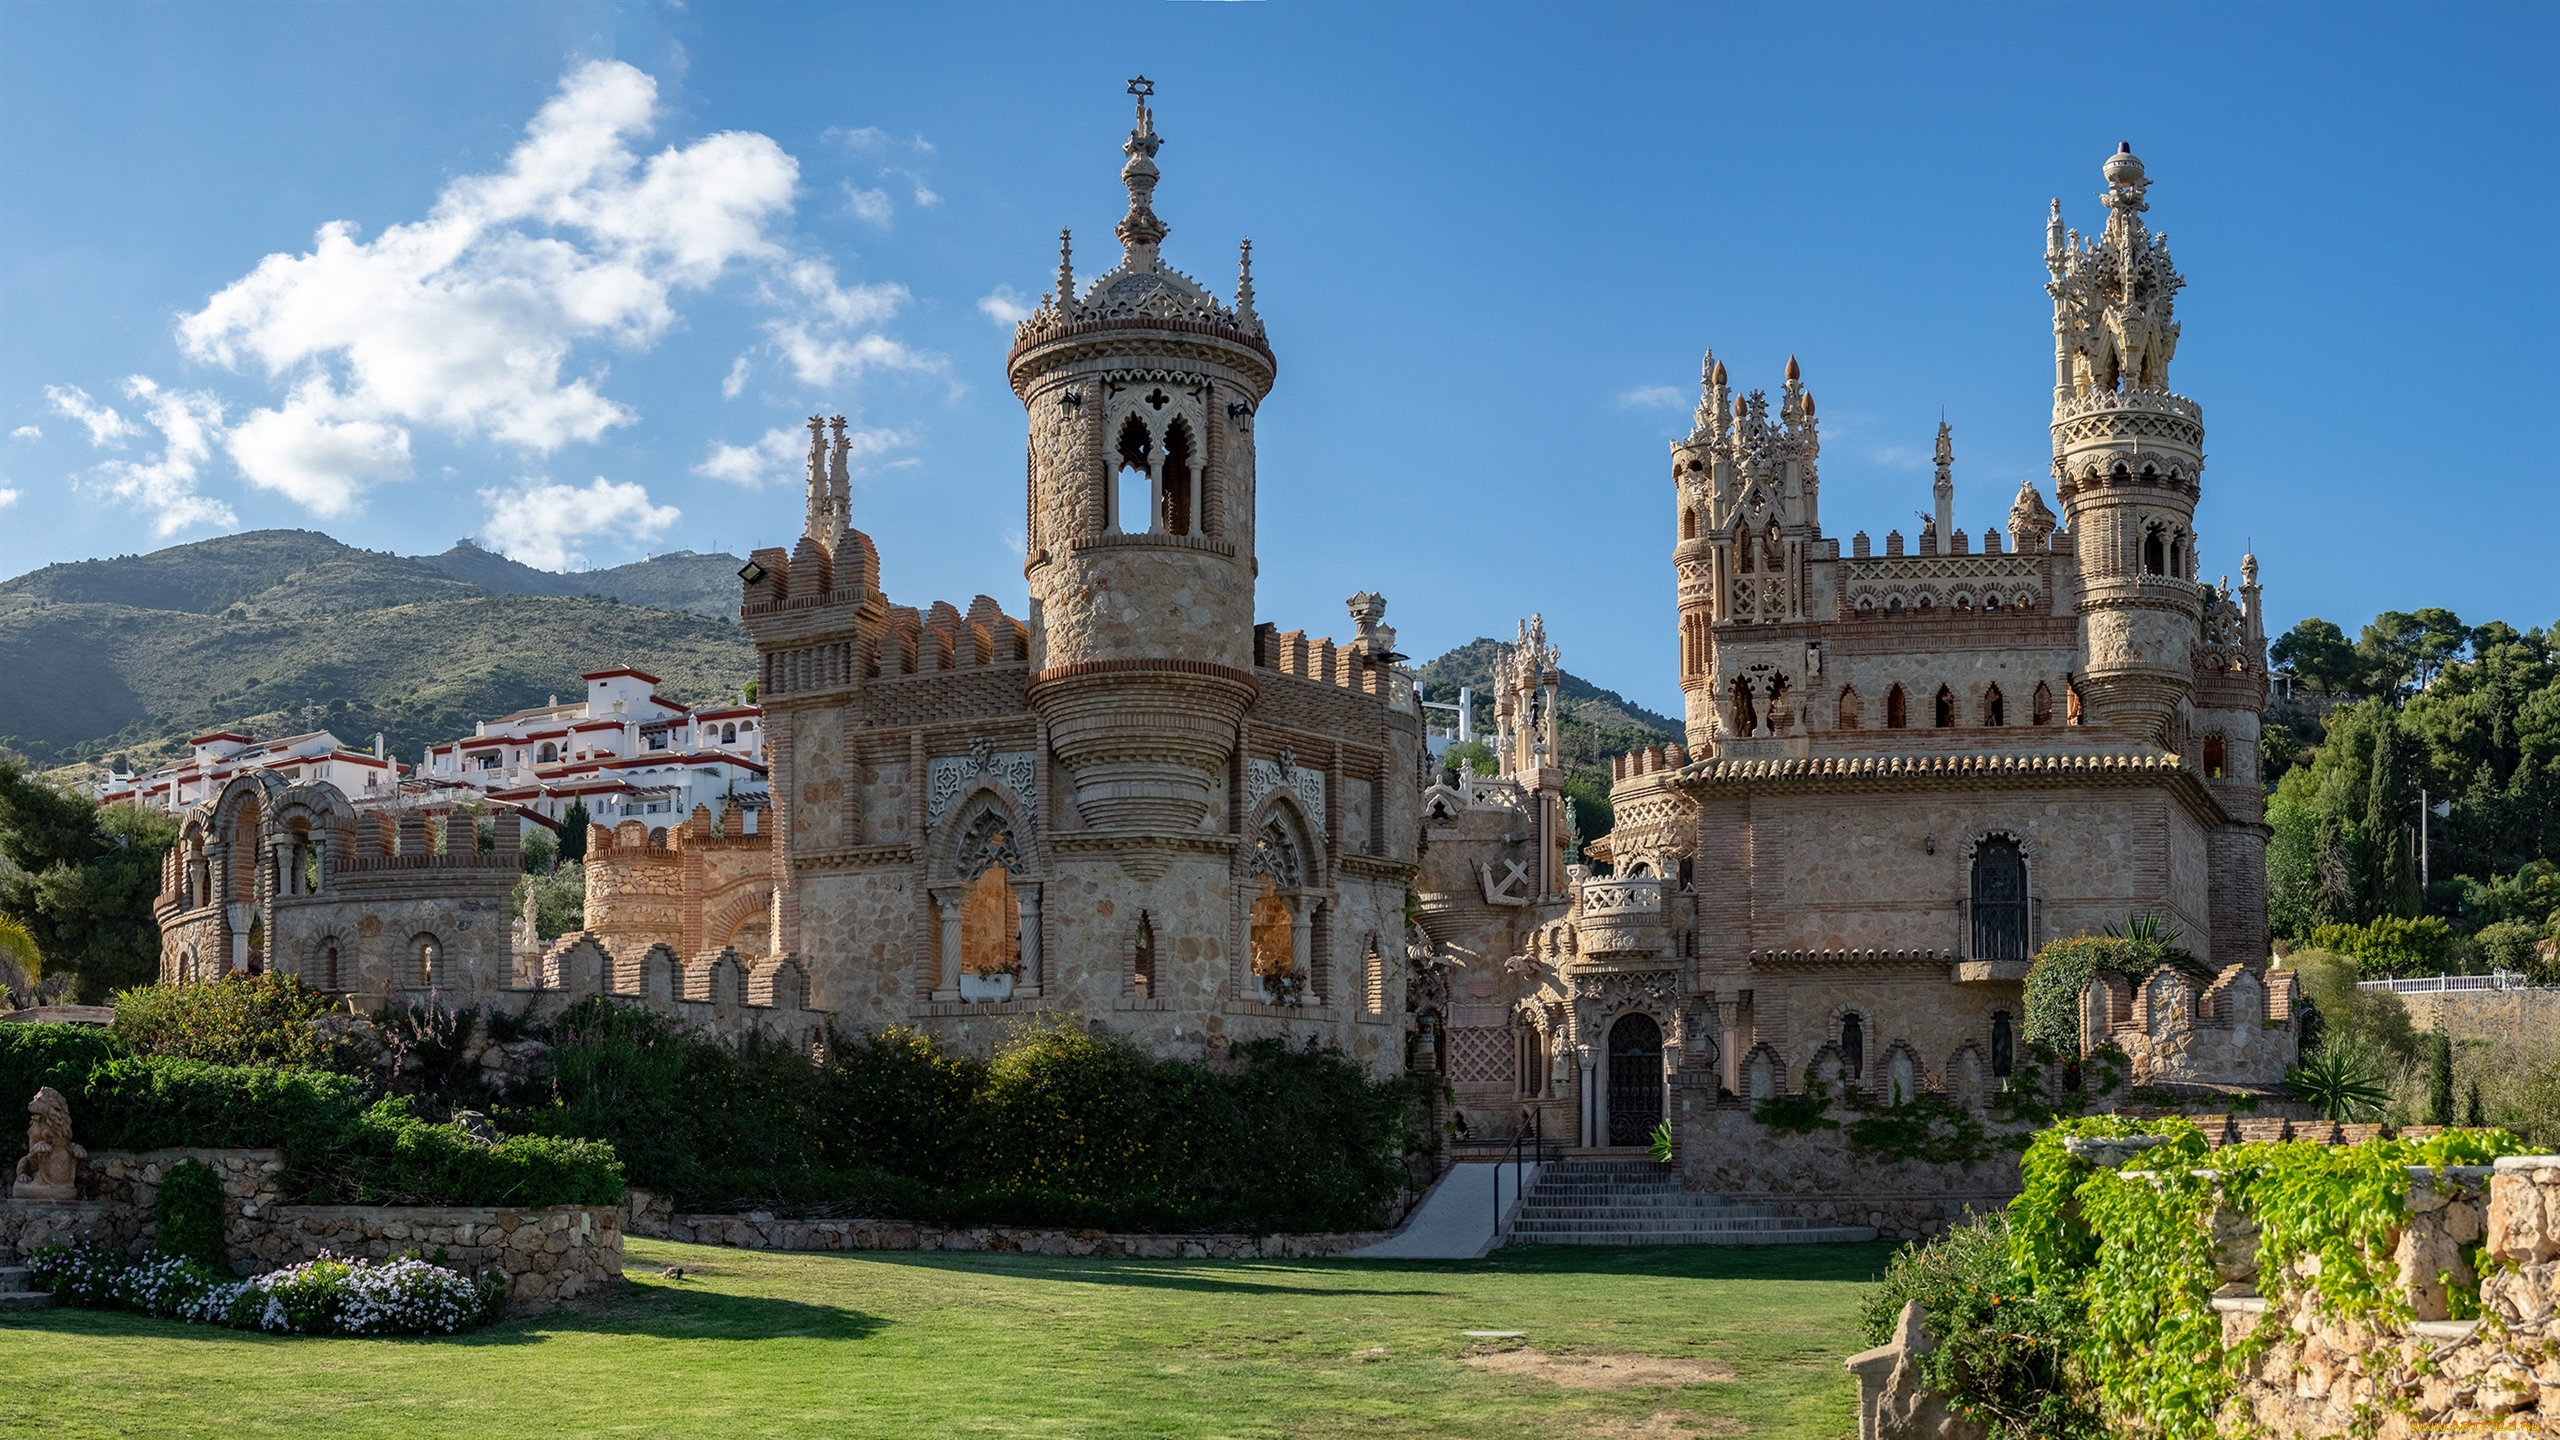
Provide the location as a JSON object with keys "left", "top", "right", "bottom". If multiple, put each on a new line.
{"left": 416, "top": 540, "right": 746, "bottom": 619}
{"left": 1416, "top": 638, "right": 1680, "bottom": 774}
{"left": 0, "top": 531, "right": 755, "bottom": 772}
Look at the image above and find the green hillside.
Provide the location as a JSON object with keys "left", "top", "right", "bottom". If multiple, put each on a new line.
{"left": 417, "top": 540, "right": 746, "bottom": 618}
{"left": 0, "top": 531, "right": 755, "bottom": 773}
{"left": 1417, "top": 636, "right": 1680, "bottom": 772}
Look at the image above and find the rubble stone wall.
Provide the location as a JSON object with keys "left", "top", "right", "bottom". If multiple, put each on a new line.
{"left": 1677, "top": 1102, "right": 2024, "bottom": 1240}
{"left": 646, "top": 1206, "right": 1386, "bottom": 1260}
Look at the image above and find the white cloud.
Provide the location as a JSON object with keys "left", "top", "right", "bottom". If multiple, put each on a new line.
{"left": 760, "top": 261, "right": 940, "bottom": 388}
{"left": 0, "top": 487, "right": 18, "bottom": 508}
{"left": 977, "top": 286, "right": 1033, "bottom": 326}
{"left": 176, "top": 59, "right": 799, "bottom": 514}
{"left": 478, "top": 475, "right": 679, "bottom": 570}
{"left": 1868, "top": 445, "right": 1931, "bottom": 471}
{"left": 721, "top": 355, "right": 750, "bottom": 398}
{"left": 824, "top": 125, "right": 891, "bottom": 152}
{"left": 82, "top": 376, "right": 238, "bottom": 535}
{"left": 694, "top": 420, "right": 908, "bottom": 488}
{"left": 843, "top": 184, "right": 893, "bottom": 226}
{"left": 9, "top": 425, "right": 39, "bottom": 441}
{"left": 44, "top": 385, "right": 136, "bottom": 446}
{"left": 1618, "top": 385, "right": 1687, "bottom": 409}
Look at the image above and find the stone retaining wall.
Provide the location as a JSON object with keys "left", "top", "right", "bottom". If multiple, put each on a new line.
{"left": 259, "top": 1205, "right": 622, "bottom": 1312}
{"left": 2395, "top": 985, "right": 2560, "bottom": 1041}
{"left": 651, "top": 1208, "right": 1388, "bottom": 1260}
{"left": 1678, "top": 1102, "right": 2023, "bottom": 1240}
{"left": 7, "top": 1147, "right": 619, "bottom": 1313}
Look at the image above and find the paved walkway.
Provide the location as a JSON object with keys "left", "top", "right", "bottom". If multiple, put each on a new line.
{"left": 1345, "top": 1162, "right": 1542, "bottom": 1260}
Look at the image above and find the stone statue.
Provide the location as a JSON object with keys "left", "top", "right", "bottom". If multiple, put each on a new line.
{"left": 12, "top": 1085, "right": 84, "bottom": 1202}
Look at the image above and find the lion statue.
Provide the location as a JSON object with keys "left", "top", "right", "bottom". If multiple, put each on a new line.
{"left": 12, "top": 1085, "right": 84, "bottom": 1202}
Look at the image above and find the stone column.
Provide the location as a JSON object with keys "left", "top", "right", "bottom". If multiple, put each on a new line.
{"left": 1289, "top": 898, "right": 1313, "bottom": 991}
{"left": 1719, "top": 999, "right": 1743, "bottom": 1094}
{"left": 931, "top": 887, "right": 963, "bottom": 997}
{"left": 1017, "top": 886, "right": 1042, "bottom": 995}
{"left": 1578, "top": 1043, "right": 1599, "bottom": 1148}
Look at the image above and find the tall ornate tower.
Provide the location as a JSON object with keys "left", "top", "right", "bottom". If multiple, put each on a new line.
{"left": 1669, "top": 350, "right": 1821, "bottom": 753}
{"left": 1007, "top": 81, "right": 1276, "bottom": 832}
{"left": 2050, "top": 143, "right": 2204, "bottom": 741}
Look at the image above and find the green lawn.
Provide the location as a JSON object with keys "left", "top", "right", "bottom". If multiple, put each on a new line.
{"left": 0, "top": 1237, "right": 1894, "bottom": 1439}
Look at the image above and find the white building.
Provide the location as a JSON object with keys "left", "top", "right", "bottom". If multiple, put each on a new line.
{"left": 99, "top": 730, "right": 401, "bottom": 814}
{"left": 420, "top": 668, "right": 767, "bottom": 829}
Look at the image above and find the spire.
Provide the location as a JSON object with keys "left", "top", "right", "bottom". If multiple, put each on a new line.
{"left": 802, "top": 415, "right": 829, "bottom": 539}
{"left": 1056, "top": 228, "right": 1075, "bottom": 309}
{"left": 1115, "top": 76, "right": 1169, "bottom": 261}
{"left": 1235, "top": 237, "right": 1256, "bottom": 322}
{"left": 826, "top": 415, "right": 851, "bottom": 535}
{"left": 1931, "top": 422, "right": 1955, "bottom": 551}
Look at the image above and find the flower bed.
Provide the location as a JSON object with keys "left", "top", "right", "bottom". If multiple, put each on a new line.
{"left": 27, "top": 1242, "right": 505, "bottom": 1335}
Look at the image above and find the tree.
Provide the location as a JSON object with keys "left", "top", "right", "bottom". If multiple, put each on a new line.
{"left": 2364, "top": 710, "right": 2422, "bottom": 918}
{"left": 521, "top": 825, "right": 559, "bottom": 876}
{"left": 557, "top": 800, "right": 590, "bottom": 865}
{"left": 1439, "top": 740, "right": 1495, "bottom": 780}
{"left": 2425, "top": 1031, "right": 2455, "bottom": 1126}
{"left": 2357, "top": 609, "right": 2469, "bottom": 699}
{"left": 0, "top": 757, "right": 178, "bottom": 1001}
{"left": 2271, "top": 618, "right": 2359, "bottom": 697}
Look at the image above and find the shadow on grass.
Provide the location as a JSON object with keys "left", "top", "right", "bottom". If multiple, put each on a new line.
{"left": 0, "top": 1284, "right": 886, "bottom": 1346}
{"left": 1473, "top": 1240, "right": 1900, "bottom": 1283}
{"left": 828, "top": 1248, "right": 1450, "bottom": 1298}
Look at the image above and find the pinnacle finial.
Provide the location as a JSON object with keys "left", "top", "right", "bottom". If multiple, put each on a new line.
{"left": 1236, "top": 237, "right": 1256, "bottom": 319}
{"left": 1116, "top": 77, "right": 1169, "bottom": 258}
{"left": 1785, "top": 354, "right": 1801, "bottom": 384}
{"left": 1056, "top": 228, "right": 1075, "bottom": 306}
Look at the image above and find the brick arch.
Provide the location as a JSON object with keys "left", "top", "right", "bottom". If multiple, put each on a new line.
{"left": 928, "top": 781, "right": 1040, "bottom": 883}
{"left": 701, "top": 884, "right": 774, "bottom": 957}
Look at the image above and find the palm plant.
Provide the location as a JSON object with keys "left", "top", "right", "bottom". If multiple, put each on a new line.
{"left": 2287, "top": 1035, "right": 2390, "bottom": 1123}
{"left": 0, "top": 914, "right": 40, "bottom": 1000}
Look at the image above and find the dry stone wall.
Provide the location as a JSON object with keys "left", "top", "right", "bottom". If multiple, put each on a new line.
{"left": 648, "top": 1208, "right": 1385, "bottom": 1260}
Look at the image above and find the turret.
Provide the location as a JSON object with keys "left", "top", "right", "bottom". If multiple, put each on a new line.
{"left": 1007, "top": 79, "right": 1275, "bottom": 831}
{"left": 2051, "top": 144, "right": 2205, "bottom": 742}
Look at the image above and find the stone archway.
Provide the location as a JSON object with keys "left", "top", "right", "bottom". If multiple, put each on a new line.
{"left": 1606, "top": 1012, "right": 1665, "bottom": 1147}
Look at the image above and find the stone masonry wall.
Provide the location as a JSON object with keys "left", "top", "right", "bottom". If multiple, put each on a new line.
{"left": 257, "top": 1204, "right": 621, "bottom": 1313}
{"left": 648, "top": 1207, "right": 1385, "bottom": 1261}
{"left": 1677, "top": 1101, "right": 2022, "bottom": 1240}
{"left": 2395, "top": 985, "right": 2560, "bottom": 1041}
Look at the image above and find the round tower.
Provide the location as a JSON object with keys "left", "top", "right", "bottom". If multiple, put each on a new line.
{"left": 2050, "top": 144, "right": 2205, "bottom": 742}
{"left": 1008, "top": 81, "right": 1276, "bottom": 832}
{"left": 1670, "top": 353, "right": 1728, "bottom": 751}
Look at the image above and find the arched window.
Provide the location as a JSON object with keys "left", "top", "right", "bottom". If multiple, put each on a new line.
{"left": 1984, "top": 685, "right": 2006, "bottom": 727}
{"left": 314, "top": 939, "right": 341, "bottom": 992}
{"left": 1250, "top": 876, "right": 1295, "bottom": 985}
{"left": 721, "top": 724, "right": 737, "bottom": 744}
{"left": 2066, "top": 677, "right": 2085, "bottom": 726}
{"left": 2202, "top": 735, "right": 2226, "bottom": 778}
{"left": 1840, "top": 1013, "right": 1865, "bottom": 1079}
{"left": 1836, "top": 687, "right": 1862, "bottom": 730}
{"left": 410, "top": 934, "right": 442, "bottom": 990}
{"left": 1990, "top": 1011, "right": 2015, "bottom": 1078}
{"left": 1934, "top": 685, "right": 1956, "bottom": 728}
{"left": 2032, "top": 682, "right": 2055, "bottom": 726}
{"left": 538, "top": 742, "right": 557, "bottom": 764}
{"left": 1885, "top": 684, "right": 1908, "bottom": 730}
{"left": 1730, "top": 675, "right": 1757, "bottom": 736}
{"left": 1113, "top": 413, "right": 1152, "bottom": 534}
{"left": 1680, "top": 508, "right": 1696, "bottom": 541}
{"left": 1970, "top": 837, "right": 2029, "bottom": 963}
{"left": 2143, "top": 525, "right": 2167, "bottom": 576}
{"left": 1161, "top": 417, "right": 1195, "bottom": 536}
{"left": 1132, "top": 910, "right": 1155, "bottom": 994}
{"left": 959, "top": 865, "right": 1021, "bottom": 978}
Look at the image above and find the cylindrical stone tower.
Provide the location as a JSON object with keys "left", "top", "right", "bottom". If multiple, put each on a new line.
{"left": 1007, "top": 85, "right": 1276, "bottom": 833}
{"left": 2050, "top": 144, "right": 2204, "bottom": 742}
{"left": 1671, "top": 354, "right": 1727, "bottom": 753}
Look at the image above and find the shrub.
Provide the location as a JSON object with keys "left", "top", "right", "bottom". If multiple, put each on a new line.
{"left": 310, "top": 1098, "right": 623, "bottom": 1208}
{"left": 2021, "top": 933, "right": 2180, "bottom": 1056}
{"left": 1861, "top": 1217, "right": 2101, "bottom": 1440}
{"left": 2474, "top": 919, "right": 2548, "bottom": 978}
{"left": 74, "top": 1056, "right": 369, "bottom": 1157}
{"left": 2280, "top": 949, "right": 2416, "bottom": 1061}
{"left": 2287, "top": 1035, "right": 2390, "bottom": 1122}
{"left": 2307, "top": 915, "right": 2455, "bottom": 978}
{"left": 0, "top": 1021, "right": 121, "bottom": 1111}
{"left": 111, "top": 973, "right": 341, "bottom": 1067}
{"left": 156, "top": 1158, "right": 229, "bottom": 1271}
{"left": 28, "top": 1242, "right": 504, "bottom": 1335}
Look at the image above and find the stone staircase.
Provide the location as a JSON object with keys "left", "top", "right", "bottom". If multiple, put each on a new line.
{"left": 1502, "top": 1156, "right": 1879, "bottom": 1246}
{"left": 0, "top": 1263, "right": 53, "bottom": 1312}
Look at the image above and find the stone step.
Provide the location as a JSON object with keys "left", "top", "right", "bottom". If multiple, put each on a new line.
{"left": 1509, "top": 1225, "right": 1880, "bottom": 1245}
{"left": 0, "top": 1290, "right": 55, "bottom": 1312}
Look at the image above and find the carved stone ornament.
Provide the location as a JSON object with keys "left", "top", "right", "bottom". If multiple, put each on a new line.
{"left": 12, "top": 1085, "right": 85, "bottom": 1202}
{"left": 927, "top": 740, "right": 1038, "bottom": 827}
{"left": 1569, "top": 969, "right": 1680, "bottom": 1018}
{"left": 954, "top": 807, "right": 1024, "bottom": 880}
{"left": 1244, "top": 753, "right": 1326, "bottom": 831}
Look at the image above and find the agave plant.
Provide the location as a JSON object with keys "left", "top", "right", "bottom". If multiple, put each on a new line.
{"left": 2287, "top": 1035, "right": 2390, "bottom": 1123}
{"left": 2105, "top": 911, "right": 2215, "bottom": 983}
{"left": 1648, "top": 1118, "right": 1675, "bottom": 1164}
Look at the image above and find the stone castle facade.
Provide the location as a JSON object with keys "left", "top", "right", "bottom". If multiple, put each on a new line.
{"left": 1416, "top": 143, "right": 2289, "bottom": 1147}
{"left": 150, "top": 105, "right": 2289, "bottom": 1148}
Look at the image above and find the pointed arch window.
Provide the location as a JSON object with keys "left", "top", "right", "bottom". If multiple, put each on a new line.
{"left": 1113, "top": 414, "right": 1152, "bottom": 534}
{"left": 1885, "top": 684, "right": 1908, "bottom": 730}
{"left": 1680, "top": 508, "right": 1696, "bottom": 541}
{"left": 1934, "top": 685, "right": 1956, "bottom": 728}
{"left": 1840, "top": 1013, "right": 1865, "bottom": 1079}
{"left": 1984, "top": 685, "right": 2006, "bottom": 727}
{"left": 1730, "top": 676, "right": 1757, "bottom": 736}
{"left": 1970, "top": 837, "right": 2029, "bottom": 963}
{"left": 1836, "top": 687, "right": 1862, "bottom": 730}
{"left": 1991, "top": 1011, "right": 2016, "bottom": 1078}
{"left": 2202, "top": 735, "right": 2226, "bottom": 778}
{"left": 2143, "top": 524, "right": 2167, "bottom": 576}
{"left": 2032, "top": 682, "right": 2055, "bottom": 726}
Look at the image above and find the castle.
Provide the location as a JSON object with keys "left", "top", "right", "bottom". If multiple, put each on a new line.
{"left": 151, "top": 100, "right": 2290, "bottom": 1145}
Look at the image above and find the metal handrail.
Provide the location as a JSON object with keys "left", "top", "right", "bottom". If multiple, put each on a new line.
{"left": 1494, "top": 1108, "right": 1545, "bottom": 1243}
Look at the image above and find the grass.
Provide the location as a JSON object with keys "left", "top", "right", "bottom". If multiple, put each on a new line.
{"left": 0, "top": 1237, "right": 1894, "bottom": 1439}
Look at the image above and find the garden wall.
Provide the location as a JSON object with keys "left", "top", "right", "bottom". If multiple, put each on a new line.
{"left": 2394, "top": 984, "right": 2560, "bottom": 1040}
{"left": 627, "top": 1193, "right": 1385, "bottom": 1259}
{"left": 1677, "top": 1101, "right": 2025, "bottom": 1240}
{"left": 2214, "top": 1156, "right": 2560, "bottom": 1434}
{"left": 6, "top": 1146, "right": 619, "bottom": 1313}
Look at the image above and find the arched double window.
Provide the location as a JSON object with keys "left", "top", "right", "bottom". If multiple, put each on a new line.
{"left": 1109, "top": 404, "right": 1200, "bottom": 537}
{"left": 1970, "top": 837, "right": 2029, "bottom": 963}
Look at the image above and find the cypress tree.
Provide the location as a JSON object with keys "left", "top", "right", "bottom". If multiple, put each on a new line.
{"left": 557, "top": 800, "right": 590, "bottom": 865}
{"left": 2364, "top": 711, "right": 2421, "bottom": 918}
{"left": 2425, "top": 1031, "right": 2455, "bottom": 1126}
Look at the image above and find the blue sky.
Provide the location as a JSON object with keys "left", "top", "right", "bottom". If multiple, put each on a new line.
{"left": 3, "top": 1, "right": 2552, "bottom": 716}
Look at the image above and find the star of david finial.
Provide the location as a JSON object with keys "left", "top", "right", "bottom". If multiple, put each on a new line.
{"left": 1128, "top": 75, "right": 1154, "bottom": 98}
